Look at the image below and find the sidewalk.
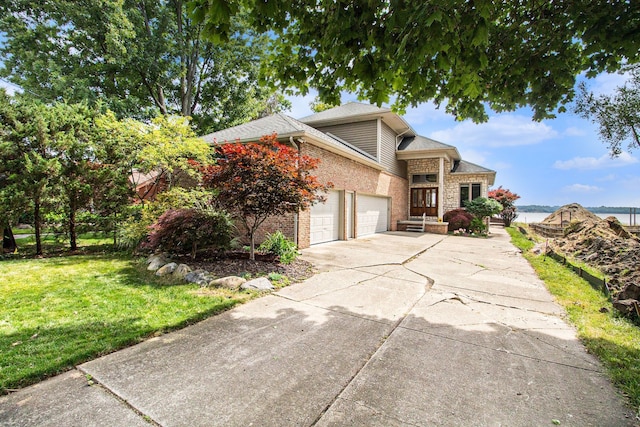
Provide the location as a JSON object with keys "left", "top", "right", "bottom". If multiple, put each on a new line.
{"left": 1, "top": 227, "right": 635, "bottom": 426}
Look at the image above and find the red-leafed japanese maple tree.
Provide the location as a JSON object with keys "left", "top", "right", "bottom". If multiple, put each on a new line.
{"left": 199, "top": 133, "right": 332, "bottom": 260}
{"left": 488, "top": 186, "right": 521, "bottom": 227}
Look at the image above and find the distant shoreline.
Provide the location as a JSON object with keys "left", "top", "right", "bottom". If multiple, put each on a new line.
{"left": 517, "top": 205, "right": 639, "bottom": 214}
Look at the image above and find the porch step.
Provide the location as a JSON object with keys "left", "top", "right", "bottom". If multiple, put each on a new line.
{"left": 406, "top": 226, "right": 425, "bottom": 232}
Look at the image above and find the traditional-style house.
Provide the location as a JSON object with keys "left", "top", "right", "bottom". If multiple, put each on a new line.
{"left": 202, "top": 103, "right": 495, "bottom": 248}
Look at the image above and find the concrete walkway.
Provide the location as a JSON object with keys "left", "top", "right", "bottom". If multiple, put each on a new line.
{"left": 1, "top": 227, "right": 636, "bottom": 426}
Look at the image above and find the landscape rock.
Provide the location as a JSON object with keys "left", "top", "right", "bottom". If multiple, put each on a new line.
{"left": 241, "top": 277, "right": 275, "bottom": 291}
{"left": 184, "top": 269, "right": 212, "bottom": 286}
{"left": 618, "top": 283, "right": 640, "bottom": 301}
{"left": 147, "top": 254, "right": 170, "bottom": 271}
{"left": 208, "top": 276, "right": 246, "bottom": 290}
{"left": 612, "top": 299, "right": 639, "bottom": 318}
{"left": 155, "top": 262, "right": 177, "bottom": 276}
{"left": 172, "top": 264, "right": 192, "bottom": 280}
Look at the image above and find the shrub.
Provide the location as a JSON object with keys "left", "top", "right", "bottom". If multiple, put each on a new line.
{"left": 142, "top": 208, "right": 233, "bottom": 258}
{"left": 117, "top": 188, "right": 212, "bottom": 250}
{"left": 443, "top": 209, "right": 474, "bottom": 232}
{"left": 469, "top": 217, "right": 487, "bottom": 234}
{"left": 464, "top": 197, "right": 503, "bottom": 219}
{"left": 258, "top": 231, "right": 299, "bottom": 264}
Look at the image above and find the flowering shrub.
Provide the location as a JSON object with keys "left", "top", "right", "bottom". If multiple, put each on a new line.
{"left": 443, "top": 209, "right": 474, "bottom": 232}
{"left": 142, "top": 208, "right": 233, "bottom": 258}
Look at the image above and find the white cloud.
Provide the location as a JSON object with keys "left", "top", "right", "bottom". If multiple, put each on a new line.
{"left": 458, "top": 149, "right": 487, "bottom": 166}
{"left": 402, "top": 102, "right": 451, "bottom": 125}
{"left": 589, "top": 71, "right": 633, "bottom": 96}
{"left": 429, "top": 114, "right": 558, "bottom": 147}
{"left": 553, "top": 152, "right": 639, "bottom": 170}
{"left": 564, "top": 126, "right": 587, "bottom": 137}
{"left": 563, "top": 184, "right": 602, "bottom": 193}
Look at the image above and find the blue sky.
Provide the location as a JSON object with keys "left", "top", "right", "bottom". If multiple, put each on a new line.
{"left": 1, "top": 64, "right": 636, "bottom": 207}
{"left": 285, "top": 72, "right": 639, "bottom": 208}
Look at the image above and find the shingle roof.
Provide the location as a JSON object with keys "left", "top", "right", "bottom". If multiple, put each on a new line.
{"left": 200, "top": 113, "right": 380, "bottom": 165}
{"left": 451, "top": 160, "right": 495, "bottom": 174}
{"left": 201, "top": 114, "right": 307, "bottom": 144}
{"left": 299, "top": 102, "right": 391, "bottom": 124}
{"left": 397, "top": 135, "right": 457, "bottom": 151}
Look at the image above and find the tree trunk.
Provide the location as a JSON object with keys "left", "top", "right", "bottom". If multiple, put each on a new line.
{"left": 69, "top": 197, "right": 77, "bottom": 251}
{"left": 249, "top": 231, "right": 255, "bottom": 261}
{"left": 34, "top": 199, "right": 42, "bottom": 256}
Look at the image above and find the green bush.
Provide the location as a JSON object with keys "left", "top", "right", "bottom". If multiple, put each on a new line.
{"left": 117, "top": 188, "right": 212, "bottom": 250}
{"left": 258, "top": 231, "right": 299, "bottom": 264}
{"left": 142, "top": 208, "right": 233, "bottom": 258}
{"left": 469, "top": 217, "right": 487, "bottom": 234}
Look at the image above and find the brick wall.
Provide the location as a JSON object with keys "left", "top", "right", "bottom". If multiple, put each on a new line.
{"left": 235, "top": 142, "right": 408, "bottom": 249}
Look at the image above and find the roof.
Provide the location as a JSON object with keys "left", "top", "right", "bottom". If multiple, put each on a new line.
{"left": 200, "top": 113, "right": 382, "bottom": 169}
{"left": 396, "top": 135, "right": 461, "bottom": 161}
{"left": 299, "top": 102, "right": 391, "bottom": 124}
{"left": 451, "top": 160, "right": 496, "bottom": 185}
{"left": 397, "top": 135, "right": 457, "bottom": 152}
{"left": 299, "top": 102, "right": 414, "bottom": 136}
{"left": 201, "top": 114, "right": 311, "bottom": 144}
{"left": 451, "top": 159, "right": 495, "bottom": 174}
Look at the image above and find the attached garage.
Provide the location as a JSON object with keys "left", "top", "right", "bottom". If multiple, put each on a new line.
{"left": 310, "top": 190, "right": 341, "bottom": 244}
{"left": 357, "top": 194, "right": 389, "bottom": 236}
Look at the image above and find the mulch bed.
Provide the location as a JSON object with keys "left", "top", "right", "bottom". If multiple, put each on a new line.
{"left": 174, "top": 250, "right": 315, "bottom": 283}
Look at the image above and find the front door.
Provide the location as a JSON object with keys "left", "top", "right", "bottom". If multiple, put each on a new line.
{"left": 410, "top": 188, "right": 438, "bottom": 217}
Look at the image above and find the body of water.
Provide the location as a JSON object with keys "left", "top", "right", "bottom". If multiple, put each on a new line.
{"left": 517, "top": 212, "right": 637, "bottom": 226}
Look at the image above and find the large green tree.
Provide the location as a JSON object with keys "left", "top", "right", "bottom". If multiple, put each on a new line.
{"left": 0, "top": 93, "right": 62, "bottom": 255}
{"left": 575, "top": 65, "right": 640, "bottom": 157}
{"left": 189, "top": 0, "right": 640, "bottom": 122}
{"left": 0, "top": 0, "right": 288, "bottom": 132}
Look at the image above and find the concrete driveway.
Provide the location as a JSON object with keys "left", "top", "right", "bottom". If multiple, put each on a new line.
{"left": 1, "top": 227, "right": 636, "bottom": 426}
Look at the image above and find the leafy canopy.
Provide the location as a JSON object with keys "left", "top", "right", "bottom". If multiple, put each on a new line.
{"left": 189, "top": 0, "right": 640, "bottom": 122}
{"left": 0, "top": 0, "right": 289, "bottom": 130}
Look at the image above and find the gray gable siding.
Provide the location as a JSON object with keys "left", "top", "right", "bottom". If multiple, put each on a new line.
{"left": 380, "top": 121, "right": 407, "bottom": 177}
{"left": 315, "top": 120, "right": 378, "bottom": 158}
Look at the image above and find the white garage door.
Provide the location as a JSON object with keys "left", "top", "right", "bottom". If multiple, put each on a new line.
{"left": 357, "top": 195, "right": 389, "bottom": 236}
{"left": 310, "top": 190, "right": 340, "bottom": 244}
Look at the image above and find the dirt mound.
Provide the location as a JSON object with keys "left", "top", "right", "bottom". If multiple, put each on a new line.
{"left": 541, "top": 203, "right": 602, "bottom": 226}
{"left": 546, "top": 204, "right": 640, "bottom": 320}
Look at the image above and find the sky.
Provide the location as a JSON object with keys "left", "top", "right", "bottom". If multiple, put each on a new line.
{"left": 1, "top": 55, "right": 636, "bottom": 208}
{"left": 284, "top": 71, "right": 639, "bottom": 208}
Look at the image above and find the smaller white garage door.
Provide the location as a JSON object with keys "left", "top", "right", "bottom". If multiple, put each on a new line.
{"left": 357, "top": 195, "right": 389, "bottom": 236}
{"left": 310, "top": 190, "right": 340, "bottom": 244}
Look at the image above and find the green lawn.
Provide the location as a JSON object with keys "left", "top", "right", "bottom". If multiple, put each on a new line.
{"left": 0, "top": 253, "right": 249, "bottom": 394}
{"left": 507, "top": 226, "right": 640, "bottom": 409}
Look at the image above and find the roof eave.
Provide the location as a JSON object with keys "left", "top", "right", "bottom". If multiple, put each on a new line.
{"left": 396, "top": 148, "right": 461, "bottom": 161}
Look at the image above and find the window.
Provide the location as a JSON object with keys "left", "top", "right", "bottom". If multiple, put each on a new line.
{"left": 412, "top": 174, "right": 437, "bottom": 184}
{"left": 460, "top": 183, "right": 481, "bottom": 207}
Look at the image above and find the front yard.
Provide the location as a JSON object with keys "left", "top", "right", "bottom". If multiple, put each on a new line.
{"left": 0, "top": 253, "right": 251, "bottom": 394}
